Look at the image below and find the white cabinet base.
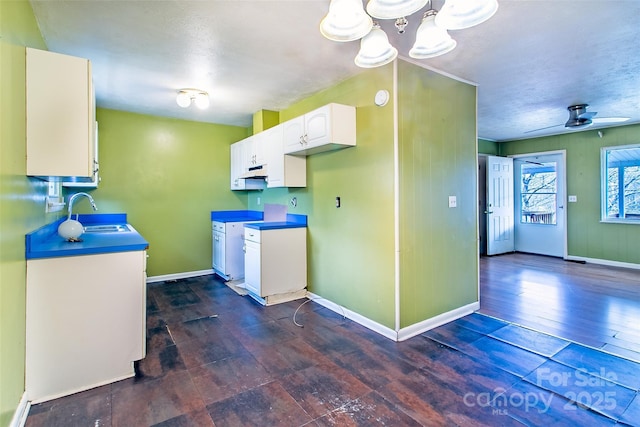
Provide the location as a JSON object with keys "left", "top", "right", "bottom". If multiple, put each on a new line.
{"left": 26, "top": 251, "right": 146, "bottom": 403}
{"left": 245, "top": 288, "right": 308, "bottom": 306}
{"left": 243, "top": 227, "right": 307, "bottom": 305}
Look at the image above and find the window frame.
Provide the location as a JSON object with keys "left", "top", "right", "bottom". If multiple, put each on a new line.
{"left": 519, "top": 161, "right": 558, "bottom": 225}
{"left": 600, "top": 143, "right": 640, "bottom": 224}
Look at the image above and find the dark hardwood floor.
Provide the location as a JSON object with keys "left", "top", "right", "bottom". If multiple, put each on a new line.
{"left": 26, "top": 253, "right": 640, "bottom": 426}
{"left": 479, "top": 253, "right": 640, "bottom": 363}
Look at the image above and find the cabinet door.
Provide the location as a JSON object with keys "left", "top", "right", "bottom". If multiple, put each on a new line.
{"left": 304, "top": 105, "right": 331, "bottom": 148}
{"left": 63, "top": 121, "right": 99, "bottom": 188}
{"left": 26, "top": 48, "right": 95, "bottom": 178}
{"left": 244, "top": 240, "right": 261, "bottom": 296}
{"left": 230, "top": 141, "right": 246, "bottom": 190}
{"left": 244, "top": 134, "right": 265, "bottom": 169}
{"left": 212, "top": 230, "right": 225, "bottom": 273}
{"left": 264, "top": 126, "right": 284, "bottom": 188}
{"left": 282, "top": 116, "right": 305, "bottom": 154}
{"left": 26, "top": 251, "right": 145, "bottom": 402}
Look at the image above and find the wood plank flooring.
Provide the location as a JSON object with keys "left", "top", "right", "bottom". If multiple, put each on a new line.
{"left": 26, "top": 253, "right": 640, "bottom": 426}
{"left": 479, "top": 253, "right": 640, "bottom": 363}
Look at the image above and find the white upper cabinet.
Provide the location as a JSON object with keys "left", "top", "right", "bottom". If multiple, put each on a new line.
{"left": 26, "top": 48, "right": 96, "bottom": 179}
{"left": 264, "top": 125, "right": 306, "bottom": 188}
{"left": 230, "top": 138, "right": 264, "bottom": 191}
{"left": 245, "top": 133, "right": 266, "bottom": 169}
{"left": 283, "top": 103, "right": 356, "bottom": 156}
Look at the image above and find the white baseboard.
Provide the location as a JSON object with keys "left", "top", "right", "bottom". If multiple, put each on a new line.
{"left": 397, "top": 301, "right": 480, "bottom": 342}
{"left": 306, "top": 292, "right": 398, "bottom": 341}
{"left": 307, "top": 292, "right": 479, "bottom": 342}
{"left": 9, "top": 392, "right": 30, "bottom": 427}
{"left": 565, "top": 256, "right": 640, "bottom": 270}
{"left": 146, "top": 269, "right": 213, "bottom": 284}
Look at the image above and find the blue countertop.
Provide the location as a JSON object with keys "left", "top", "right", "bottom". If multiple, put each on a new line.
{"left": 211, "top": 210, "right": 263, "bottom": 223}
{"left": 26, "top": 213, "right": 149, "bottom": 260}
{"left": 244, "top": 213, "right": 307, "bottom": 230}
{"left": 211, "top": 210, "right": 307, "bottom": 230}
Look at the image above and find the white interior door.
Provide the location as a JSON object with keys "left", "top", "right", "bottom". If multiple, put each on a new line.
{"left": 486, "top": 156, "right": 515, "bottom": 255}
{"left": 514, "top": 152, "right": 566, "bottom": 257}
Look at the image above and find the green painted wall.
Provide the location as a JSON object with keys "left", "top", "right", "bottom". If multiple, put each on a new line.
{"left": 247, "top": 61, "right": 479, "bottom": 330}
{"left": 247, "top": 65, "right": 397, "bottom": 328}
{"left": 478, "top": 138, "right": 499, "bottom": 155}
{"left": 397, "top": 61, "right": 478, "bottom": 327}
{"left": 253, "top": 110, "right": 279, "bottom": 133}
{"left": 82, "top": 109, "right": 249, "bottom": 277}
{"left": 500, "top": 124, "right": 640, "bottom": 264}
{"left": 0, "top": 1, "right": 48, "bottom": 425}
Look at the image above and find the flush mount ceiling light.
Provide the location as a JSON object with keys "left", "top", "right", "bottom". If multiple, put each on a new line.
{"left": 176, "top": 89, "right": 210, "bottom": 109}
{"left": 320, "top": 0, "right": 498, "bottom": 67}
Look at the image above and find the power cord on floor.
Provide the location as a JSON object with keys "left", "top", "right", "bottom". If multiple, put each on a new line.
{"left": 292, "top": 297, "right": 346, "bottom": 328}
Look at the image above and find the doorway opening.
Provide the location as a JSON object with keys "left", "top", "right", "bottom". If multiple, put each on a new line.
{"left": 478, "top": 151, "right": 567, "bottom": 257}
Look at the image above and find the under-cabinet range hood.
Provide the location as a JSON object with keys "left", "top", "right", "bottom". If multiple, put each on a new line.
{"left": 239, "top": 165, "right": 268, "bottom": 179}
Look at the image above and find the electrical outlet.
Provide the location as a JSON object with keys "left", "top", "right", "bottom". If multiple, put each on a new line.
{"left": 448, "top": 196, "right": 457, "bottom": 208}
{"left": 568, "top": 195, "right": 577, "bottom": 202}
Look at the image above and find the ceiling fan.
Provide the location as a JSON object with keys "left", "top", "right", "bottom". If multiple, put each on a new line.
{"left": 524, "top": 104, "right": 630, "bottom": 134}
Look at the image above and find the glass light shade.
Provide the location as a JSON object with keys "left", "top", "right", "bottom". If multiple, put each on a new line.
{"left": 176, "top": 91, "right": 192, "bottom": 108}
{"left": 194, "top": 92, "right": 210, "bottom": 109}
{"left": 435, "top": 0, "right": 498, "bottom": 30}
{"left": 354, "top": 24, "right": 398, "bottom": 68}
{"left": 366, "top": 0, "right": 428, "bottom": 20}
{"left": 409, "top": 11, "right": 457, "bottom": 59}
{"left": 320, "top": 0, "right": 373, "bottom": 42}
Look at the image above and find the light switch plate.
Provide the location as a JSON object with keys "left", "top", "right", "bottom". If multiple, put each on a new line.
{"left": 448, "top": 196, "right": 457, "bottom": 208}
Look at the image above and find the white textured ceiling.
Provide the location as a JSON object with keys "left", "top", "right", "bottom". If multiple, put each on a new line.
{"left": 29, "top": 0, "right": 640, "bottom": 142}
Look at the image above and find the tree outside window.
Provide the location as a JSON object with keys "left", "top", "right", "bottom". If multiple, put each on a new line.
{"left": 520, "top": 162, "right": 557, "bottom": 224}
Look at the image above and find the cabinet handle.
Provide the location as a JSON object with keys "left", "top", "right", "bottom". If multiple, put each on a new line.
{"left": 299, "top": 135, "right": 304, "bottom": 145}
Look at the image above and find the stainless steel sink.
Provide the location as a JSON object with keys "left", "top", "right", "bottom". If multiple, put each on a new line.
{"left": 83, "top": 224, "right": 130, "bottom": 233}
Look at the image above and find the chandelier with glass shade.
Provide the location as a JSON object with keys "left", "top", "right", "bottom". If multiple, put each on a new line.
{"left": 320, "top": 0, "right": 498, "bottom": 68}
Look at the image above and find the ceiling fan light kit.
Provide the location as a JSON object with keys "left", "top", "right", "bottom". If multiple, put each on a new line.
{"left": 320, "top": 0, "right": 498, "bottom": 67}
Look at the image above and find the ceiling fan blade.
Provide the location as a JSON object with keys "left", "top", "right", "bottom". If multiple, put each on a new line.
{"left": 592, "top": 117, "right": 630, "bottom": 124}
{"left": 523, "top": 123, "right": 564, "bottom": 134}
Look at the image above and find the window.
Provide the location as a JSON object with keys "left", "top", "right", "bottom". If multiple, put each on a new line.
{"left": 520, "top": 161, "right": 557, "bottom": 225}
{"left": 601, "top": 144, "right": 640, "bottom": 222}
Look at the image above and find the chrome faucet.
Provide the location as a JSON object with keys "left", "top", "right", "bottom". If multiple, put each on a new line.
{"left": 67, "top": 192, "right": 98, "bottom": 220}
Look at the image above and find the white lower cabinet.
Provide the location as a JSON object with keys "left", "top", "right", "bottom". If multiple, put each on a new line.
{"left": 26, "top": 250, "right": 147, "bottom": 403}
{"left": 243, "top": 227, "right": 307, "bottom": 304}
{"left": 212, "top": 221, "right": 254, "bottom": 281}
